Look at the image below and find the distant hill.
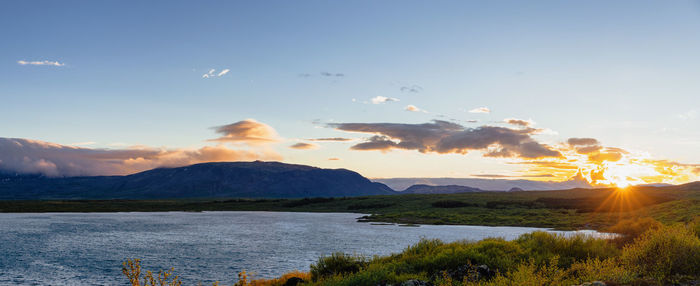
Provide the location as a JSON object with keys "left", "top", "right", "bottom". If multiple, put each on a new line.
{"left": 374, "top": 177, "right": 592, "bottom": 192}
{"left": 402, "top": 184, "right": 482, "bottom": 194}
{"left": 0, "top": 161, "right": 396, "bottom": 200}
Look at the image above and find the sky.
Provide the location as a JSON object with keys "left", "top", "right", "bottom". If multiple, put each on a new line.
{"left": 1, "top": 1, "right": 699, "bottom": 186}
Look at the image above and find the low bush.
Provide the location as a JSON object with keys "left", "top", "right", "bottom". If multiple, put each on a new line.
{"left": 282, "top": 197, "right": 335, "bottom": 207}
{"left": 607, "top": 217, "right": 662, "bottom": 246}
{"left": 431, "top": 200, "right": 478, "bottom": 208}
{"left": 563, "top": 258, "right": 636, "bottom": 284}
{"left": 346, "top": 203, "right": 394, "bottom": 210}
{"left": 621, "top": 224, "right": 700, "bottom": 282}
{"left": 310, "top": 253, "right": 368, "bottom": 281}
{"left": 515, "top": 231, "right": 618, "bottom": 268}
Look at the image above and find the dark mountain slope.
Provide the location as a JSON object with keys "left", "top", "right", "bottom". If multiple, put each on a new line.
{"left": 0, "top": 161, "right": 396, "bottom": 199}
{"left": 402, "top": 184, "right": 482, "bottom": 194}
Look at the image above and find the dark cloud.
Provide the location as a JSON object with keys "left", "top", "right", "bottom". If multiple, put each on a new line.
{"left": 575, "top": 145, "right": 602, "bottom": 154}
{"left": 567, "top": 138, "right": 599, "bottom": 146}
{"left": 567, "top": 137, "right": 604, "bottom": 154}
{"left": 0, "top": 138, "right": 281, "bottom": 177}
{"left": 289, "top": 142, "right": 318, "bottom": 150}
{"left": 307, "top": 137, "right": 353, "bottom": 142}
{"left": 320, "top": 72, "right": 344, "bottom": 77}
{"left": 350, "top": 136, "right": 399, "bottom": 151}
{"left": 400, "top": 85, "right": 423, "bottom": 93}
{"left": 330, "top": 120, "right": 561, "bottom": 159}
{"left": 209, "top": 119, "right": 279, "bottom": 144}
{"left": 504, "top": 118, "right": 533, "bottom": 127}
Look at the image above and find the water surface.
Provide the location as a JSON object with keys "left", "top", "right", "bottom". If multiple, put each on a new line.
{"left": 0, "top": 211, "right": 605, "bottom": 285}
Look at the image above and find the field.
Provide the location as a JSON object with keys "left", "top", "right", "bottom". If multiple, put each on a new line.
{"left": 2, "top": 182, "right": 698, "bottom": 231}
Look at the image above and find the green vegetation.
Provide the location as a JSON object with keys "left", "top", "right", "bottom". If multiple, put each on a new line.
{"left": 124, "top": 218, "right": 700, "bottom": 285}
{"left": 3, "top": 184, "right": 699, "bottom": 230}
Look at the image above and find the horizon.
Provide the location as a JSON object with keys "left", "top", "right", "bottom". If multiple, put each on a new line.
{"left": 2, "top": 1, "right": 699, "bottom": 188}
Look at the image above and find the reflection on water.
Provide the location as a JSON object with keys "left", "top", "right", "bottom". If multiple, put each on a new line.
{"left": 0, "top": 211, "right": 608, "bottom": 285}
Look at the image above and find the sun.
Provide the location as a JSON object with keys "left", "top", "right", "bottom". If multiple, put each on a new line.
{"left": 596, "top": 161, "right": 658, "bottom": 188}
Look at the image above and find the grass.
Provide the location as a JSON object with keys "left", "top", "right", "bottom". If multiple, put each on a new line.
{"left": 123, "top": 218, "right": 700, "bottom": 285}
{"left": 2, "top": 184, "right": 698, "bottom": 231}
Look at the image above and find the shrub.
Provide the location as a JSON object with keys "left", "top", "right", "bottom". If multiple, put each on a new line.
{"left": 310, "top": 253, "right": 368, "bottom": 281}
{"left": 621, "top": 224, "right": 700, "bottom": 282}
{"left": 607, "top": 217, "right": 662, "bottom": 246}
{"left": 317, "top": 263, "right": 425, "bottom": 286}
{"left": 235, "top": 270, "right": 311, "bottom": 286}
{"left": 431, "top": 200, "right": 478, "bottom": 208}
{"left": 563, "top": 258, "right": 636, "bottom": 284}
{"left": 466, "top": 258, "right": 564, "bottom": 286}
{"left": 516, "top": 231, "right": 618, "bottom": 268}
{"left": 346, "top": 202, "right": 394, "bottom": 210}
{"left": 122, "top": 259, "right": 182, "bottom": 286}
{"left": 282, "top": 197, "right": 334, "bottom": 207}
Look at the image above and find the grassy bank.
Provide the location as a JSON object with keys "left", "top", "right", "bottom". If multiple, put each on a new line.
{"left": 2, "top": 184, "right": 698, "bottom": 230}
{"left": 123, "top": 217, "right": 700, "bottom": 286}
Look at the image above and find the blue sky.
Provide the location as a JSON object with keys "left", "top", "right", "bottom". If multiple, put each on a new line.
{"left": 1, "top": 1, "right": 699, "bottom": 183}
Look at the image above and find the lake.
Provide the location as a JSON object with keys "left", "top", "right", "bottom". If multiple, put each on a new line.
{"left": 0, "top": 211, "right": 608, "bottom": 285}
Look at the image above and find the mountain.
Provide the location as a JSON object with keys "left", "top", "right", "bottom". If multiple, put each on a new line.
{"left": 402, "top": 184, "right": 482, "bottom": 194}
{"left": 0, "top": 161, "right": 396, "bottom": 200}
{"left": 374, "top": 177, "right": 592, "bottom": 192}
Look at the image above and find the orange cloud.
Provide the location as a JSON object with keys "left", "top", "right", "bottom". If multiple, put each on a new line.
{"left": 289, "top": 142, "right": 318, "bottom": 150}
{"left": 0, "top": 138, "right": 281, "bottom": 177}
{"left": 209, "top": 119, "right": 279, "bottom": 144}
{"left": 504, "top": 118, "right": 534, "bottom": 127}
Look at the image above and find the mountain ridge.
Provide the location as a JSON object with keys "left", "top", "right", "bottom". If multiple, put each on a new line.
{"left": 0, "top": 161, "right": 396, "bottom": 200}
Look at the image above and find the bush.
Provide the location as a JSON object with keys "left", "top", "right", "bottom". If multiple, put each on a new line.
{"left": 346, "top": 202, "right": 394, "bottom": 210}
{"left": 516, "top": 231, "right": 618, "bottom": 268}
{"left": 467, "top": 258, "right": 564, "bottom": 286}
{"left": 282, "top": 197, "right": 335, "bottom": 207}
{"left": 310, "top": 253, "right": 368, "bottom": 281}
{"left": 607, "top": 217, "right": 662, "bottom": 246}
{"left": 431, "top": 200, "right": 478, "bottom": 208}
{"left": 621, "top": 224, "right": 700, "bottom": 282}
{"left": 563, "top": 258, "right": 636, "bottom": 284}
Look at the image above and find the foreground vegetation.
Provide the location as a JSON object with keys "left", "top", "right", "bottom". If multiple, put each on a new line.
{"left": 3, "top": 183, "right": 699, "bottom": 230}
{"left": 124, "top": 217, "right": 700, "bottom": 285}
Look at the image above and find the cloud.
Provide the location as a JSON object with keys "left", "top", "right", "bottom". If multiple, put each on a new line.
{"left": 504, "top": 118, "right": 534, "bottom": 127}
{"left": 202, "top": 68, "right": 230, "bottom": 78}
{"left": 588, "top": 150, "right": 623, "bottom": 163}
{"left": 566, "top": 137, "right": 605, "bottom": 154}
{"left": 469, "top": 107, "right": 490, "bottom": 114}
{"left": 371, "top": 96, "right": 400, "bottom": 104}
{"left": 307, "top": 137, "right": 352, "bottom": 142}
{"left": 0, "top": 138, "right": 281, "bottom": 177}
{"left": 328, "top": 157, "right": 340, "bottom": 161}
{"left": 400, "top": 85, "right": 423, "bottom": 93}
{"left": 217, "top": 69, "right": 230, "bottom": 76}
{"left": 677, "top": 110, "right": 697, "bottom": 120}
{"left": 209, "top": 119, "right": 279, "bottom": 144}
{"left": 330, "top": 120, "right": 562, "bottom": 159}
{"left": 320, "top": 72, "right": 344, "bottom": 77}
{"left": 405, "top": 105, "right": 426, "bottom": 113}
{"left": 471, "top": 173, "right": 555, "bottom": 178}
{"left": 17, "top": 60, "right": 65, "bottom": 66}
{"left": 70, "top": 141, "right": 97, "bottom": 146}
{"left": 567, "top": 138, "right": 600, "bottom": 146}
{"left": 289, "top": 142, "right": 318, "bottom": 150}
